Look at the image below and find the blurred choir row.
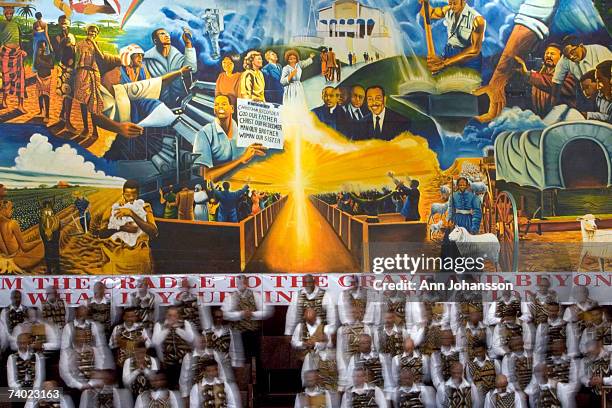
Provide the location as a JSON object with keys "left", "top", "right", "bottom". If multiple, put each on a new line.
{"left": 0, "top": 275, "right": 611, "bottom": 407}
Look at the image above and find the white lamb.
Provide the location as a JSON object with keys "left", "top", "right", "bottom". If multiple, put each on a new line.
{"left": 107, "top": 199, "right": 148, "bottom": 247}
{"left": 577, "top": 214, "right": 612, "bottom": 272}
{"left": 448, "top": 226, "right": 501, "bottom": 271}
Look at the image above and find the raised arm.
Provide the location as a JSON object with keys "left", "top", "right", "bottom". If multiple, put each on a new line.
{"left": 420, "top": 0, "right": 448, "bottom": 20}
{"left": 161, "top": 66, "right": 192, "bottom": 89}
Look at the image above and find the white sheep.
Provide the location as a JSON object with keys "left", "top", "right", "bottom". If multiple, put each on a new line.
{"left": 469, "top": 181, "right": 488, "bottom": 195}
{"left": 577, "top": 214, "right": 612, "bottom": 272}
{"left": 448, "top": 226, "right": 501, "bottom": 271}
{"left": 469, "top": 181, "right": 488, "bottom": 203}
{"left": 429, "top": 202, "right": 449, "bottom": 220}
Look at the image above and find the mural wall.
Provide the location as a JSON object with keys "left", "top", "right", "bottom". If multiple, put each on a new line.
{"left": 0, "top": 0, "right": 610, "bottom": 274}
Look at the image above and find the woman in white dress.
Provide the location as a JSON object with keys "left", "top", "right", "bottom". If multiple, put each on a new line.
{"left": 280, "top": 49, "right": 316, "bottom": 106}
{"left": 193, "top": 184, "right": 209, "bottom": 222}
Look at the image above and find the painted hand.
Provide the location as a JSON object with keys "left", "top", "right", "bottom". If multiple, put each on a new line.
{"left": 513, "top": 56, "right": 528, "bottom": 76}
{"left": 241, "top": 144, "right": 267, "bottom": 164}
{"left": 117, "top": 122, "right": 144, "bottom": 138}
{"left": 114, "top": 208, "right": 133, "bottom": 219}
{"left": 473, "top": 78, "right": 507, "bottom": 122}
{"left": 427, "top": 55, "right": 445, "bottom": 73}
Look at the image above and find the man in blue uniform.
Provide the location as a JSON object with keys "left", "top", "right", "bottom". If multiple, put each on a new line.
{"left": 449, "top": 177, "right": 482, "bottom": 234}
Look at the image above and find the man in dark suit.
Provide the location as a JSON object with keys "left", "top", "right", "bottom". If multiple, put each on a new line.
{"left": 342, "top": 85, "right": 367, "bottom": 139}
{"left": 357, "top": 85, "right": 411, "bottom": 140}
{"left": 311, "top": 86, "right": 349, "bottom": 132}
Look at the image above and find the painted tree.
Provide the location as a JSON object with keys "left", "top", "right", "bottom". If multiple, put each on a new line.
{"left": 73, "top": 21, "right": 86, "bottom": 29}
{"left": 98, "top": 19, "right": 117, "bottom": 28}
{"left": 17, "top": 5, "right": 36, "bottom": 27}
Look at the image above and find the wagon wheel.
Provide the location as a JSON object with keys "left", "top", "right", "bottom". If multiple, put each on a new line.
{"left": 428, "top": 212, "right": 446, "bottom": 243}
{"left": 494, "top": 191, "right": 519, "bottom": 272}
{"left": 481, "top": 191, "right": 494, "bottom": 234}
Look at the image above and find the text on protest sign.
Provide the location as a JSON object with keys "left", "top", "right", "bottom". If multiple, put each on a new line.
{"left": 236, "top": 98, "right": 283, "bottom": 150}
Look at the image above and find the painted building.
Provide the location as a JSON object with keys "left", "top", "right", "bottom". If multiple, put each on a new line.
{"left": 294, "top": 0, "right": 401, "bottom": 63}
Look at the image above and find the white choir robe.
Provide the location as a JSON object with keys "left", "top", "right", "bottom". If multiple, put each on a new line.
{"left": 301, "top": 348, "right": 345, "bottom": 389}
{"left": 179, "top": 348, "right": 234, "bottom": 398}
{"left": 340, "top": 384, "right": 386, "bottom": 408}
{"left": 490, "top": 321, "right": 534, "bottom": 358}
{"left": 222, "top": 289, "right": 273, "bottom": 324}
{"left": 454, "top": 322, "right": 493, "bottom": 357}
{"left": 534, "top": 353, "right": 580, "bottom": 391}
{"left": 562, "top": 300, "right": 598, "bottom": 324}
{"left": 151, "top": 320, "right": 195, "bottom": 364}
{"left": 123, "top": 355, "right": 160, "bottom": 392}
{"left": 524, "top": 379, "right": 575, "bottom": 408}
{"left": 411, "top": 302, "right": 452, "bottom": 328}
{"left": 431, "top": 346, "right": 467, "bottom": 390}
{"left": 436, "top": 378, "right": 481, "bottom": 408}
{"left": 484, "top": 297, "right": 529, "bottom": 326}
{"left": 522, "top": 291, "right": 559, "bottom": 323}
{"left": 405, "top": 302, "right": 424, "bottom": 331}
{"left": 390, "top": 351, "right": 431, "bottom": 387}
{"left": 80, "top": 387, "right": 133, "bottom": 408}
{"left": 363, "top": 293, "right": 406, "bottom": 327}
{"left": 336, "top": 324, "right": 375, "bottom": 369}
{"left": 205, "top": 324, "right": 245, "bottom": 367}
{"left": 200, "top": 305, "right": 213, "bottom": 330}
{"left": 61, "top": 320, "right": 105, "bottom": 349}
{"left": 291, "top": 319, "right": 333, "bottom": 352}
{"left": 374, "top": 324, "right": 407, "bottom": 357}
{"left": 135, "top": 389, "right": 181, "bottom": 408}
{"left": 109, "top": 322, "right": 152, "bottom": 350}
{"left": 579, "top": 322, "right": 612, "bottom": 355}
{"left": 465, "top": 357, "right": 501, "bottom": 402}
{"left": 483, "top": 387, "right": 526, "bottom": 408}
{"left": 344, "top": 351, "right": 392, "bottom": 396}
{"left": 25, "top": 395, "right": 75, "bottom": 408}
{"left": 0, "top": 304, "right": 29, "bottom": 331}
{"left": 59, "top": 345, "right": 114, "bottom": 390}
{"left": 465, "top": 357, "right": 501, "bottom": 382}
{"left": 406, "top": 324, "right": 425, "bottom": 347}
{"left": 189, "top": 378, "right": 241, "bottom": 408}
{"left": 86, "top": 296, "right": 120, "bottom": 327}
{"left": 534, "top": 318, "right": 578, "bottom": 358}
{"left": 11, "top": 320, "right": 60, "bottom": 351}
{"left": 392, "top": 384, "right": 436, "bottom": 408}
{"left": 294, "top": 388, "right": 335, "bottom": 408}
{"left": 7, "top": 351, "right": 45, "bottom": 389}
{"left": 173, "top": 291, "right": 207, "bottom": 330}
{"left": 578, "top": 350, "right": 612, "bottom": 388}
{"left": 500, "top": 351, "right": 534, "bottom": 391}
{"left": 449, "top": 302, "right": 490, "bottom": 335}
{"left": 0, "top": 320, "right": 9, "bottom": 351}
{"left": 337, "top": 288, "right": 370, "bottom": 325}
{"left": 129, "top": 291, "right": 161, "bottom": 325}
{"left": 285, "top": 288, "right": 337, "bottom": 335}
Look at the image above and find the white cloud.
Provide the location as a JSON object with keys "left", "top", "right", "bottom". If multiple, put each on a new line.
{"left": 12, "top": 134, "right": 123, "bottom": 183}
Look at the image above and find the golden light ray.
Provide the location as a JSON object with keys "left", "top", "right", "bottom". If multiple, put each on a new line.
{"left": 228, "top": 104, "right": 445, "bottom": 224}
